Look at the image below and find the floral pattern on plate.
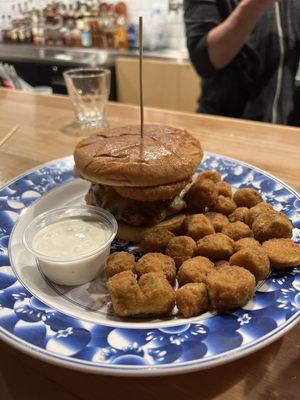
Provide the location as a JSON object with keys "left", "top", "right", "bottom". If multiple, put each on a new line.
{"left": 0, "top": 154, "right": 299, "bottom": 375}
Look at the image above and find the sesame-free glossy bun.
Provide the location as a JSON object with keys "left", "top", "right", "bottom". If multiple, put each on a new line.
{"left": 74, "top": 125, "right": 203, "bottom": 187}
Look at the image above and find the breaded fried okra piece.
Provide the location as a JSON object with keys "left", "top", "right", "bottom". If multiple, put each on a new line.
{"left": 141, "top": 227, "right": 175, "bottom": 254}
{"left": 206, "top": 266, "right": 256, "bottom": 311}
{"left": 221, "top": 221, "right": 252, "bottom": 241}
{"left": 262, "top": 239, "right": 300, "bottom": 269}
{"left": 166, "top": 236, "right": 197, "bottom": 268}
{"left": 205, "top": 212, "right": 229, "bottom": 233}
{"left": 176, "top": 283, "right": 209, "bottom": 317}
{"left": 136, "top": 253, "right": 176, "bottom": 284}
{"left": 177, "top": 256, "right": 214, "bottom": 286}
{"left": 229, "top": 247, "right": 270, "bottom": 281}
{"left": 105, "top": 252, "right": 135, "bottom": 279}
{"left": 182, "top": 214, "right": 215, "bottom": 241}
{"left": 197, "top": 233, "right": 235, "bottom": 261}
{"left": 233, "top": 188, "right": 263, "bottom": 208}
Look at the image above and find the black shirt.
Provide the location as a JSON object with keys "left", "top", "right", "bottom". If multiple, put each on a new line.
{"left": 184, "top": 0, "right": 300, "bottom": 124}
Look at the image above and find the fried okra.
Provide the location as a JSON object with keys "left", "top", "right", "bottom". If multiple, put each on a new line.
{"left": 205, "top": 212, "right": 229, "bottom": 233}
{"left": 206, "top": 266, "right": 256, "bottom": 311}
{"left": 221, "top": 221, "right": 252, "bottom": 241}
{"left": 182, "top": 214, "right": 215, "bottom": 241}
{"left": 136, "top": 253, "right": 176, "bottom": 284}
{"left": 197, "top": 233, "right": 235, "bottom": 261}
{"left": 177, "top": 256, "right": 214, "bottom": 286}
{"left": 262, "top": 239, "right": 300, "bottom": 269}
{"left": 176, "top": 283, "right": 209, "bottom": 318}
{"left": 141, "top": 227, "right": 175, "bottom": 254}
{"left": 228, "top": 207, "right": 250, "bottom": 225}
{"left": 247, "top": 202, "right": 274, "bottom": 227}
{"left": 185, "top": 179, "right": 218, "bottom": 213}
{"left": 139, "top": 272, "right": 175, "bottom": 315}
{"left": 197, "top": 170, "right": 222, "bottom": 183}
{"left": 215, "top": 181, "right": 232, "bottom": 198}
{"left": 233, "top": 188, "right": 263, "bottom": 208}
{"left": 107, "top": 271, "right": 144, "bottom": 317}
{"left": 252, "top": 211, "right": 293, "bottom": 243}
{"left": 229, "top": 247, "right": 270, "bottom": 281}
{"left": 166, "top": 236, "right": 197, "bottom": 268}
{"left": 214, "top": 260, "right": 230, "bottom": 268}
{"left": 234, "top": 237, "right": 261, "bottom": 252}
{"left": 213, "top": 195, "right": 237, "bottom": 215}
{"left": 105, "top": 252, "right": 135, "bottom": 279}
{"left": 107, "top": 271, "right": 175, "bottom": 317}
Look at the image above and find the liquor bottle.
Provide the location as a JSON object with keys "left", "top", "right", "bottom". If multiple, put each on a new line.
{"left": 1, "top": 15, "right": 11, "bottom": 43}
{"left": 115, "top": 2, "right": 128, "bottom": 51}
{"left": 32, "top": 9, "right": 45, "bottom": 46}
{"left": 81, "top": 20, "right": 92, "bottom": 47}
{"left": 90, "top": 18, "right": 102, "bottom": 47}
{"left": 71, "top": 20, "right": 82, "bottom": 47}
{"left": 64, "top": 19, "right": 74, "bottom": 46}
{"left": 10, "top": 17, "right": 19, "bottom": 43}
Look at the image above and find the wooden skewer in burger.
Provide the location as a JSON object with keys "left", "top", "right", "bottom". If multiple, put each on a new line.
{"left": 73, "top": 17, "right": 203, "bottom": 242}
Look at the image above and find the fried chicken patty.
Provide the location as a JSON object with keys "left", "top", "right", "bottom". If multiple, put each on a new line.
{"left": 86, "top": 184, "right": 187, "bottom": 227}
{"left": 114, "top": 178, "right": 191, "bottom": 202}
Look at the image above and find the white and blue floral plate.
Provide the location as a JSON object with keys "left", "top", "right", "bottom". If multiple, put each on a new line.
{"left": 0, "top": 154, "right": 299, "bottom": 376}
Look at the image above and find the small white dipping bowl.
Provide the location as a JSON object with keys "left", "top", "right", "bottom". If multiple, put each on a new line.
{"left": 23, "top": 205, "right": 117, "bottom": 286}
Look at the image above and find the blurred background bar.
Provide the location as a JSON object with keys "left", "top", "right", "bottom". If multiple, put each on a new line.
{"left": 0, "top": 0, "right": 299, "bottom": 124}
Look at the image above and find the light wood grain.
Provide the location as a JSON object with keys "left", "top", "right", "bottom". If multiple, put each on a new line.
{"left": 116, "top": 57, "right": 200, "bottom": 113}
{"left": 0, "top": 125, "right": 20, "bottom": 148}
{"left": 0, "top": 88, "right": 299, "bottom": 400}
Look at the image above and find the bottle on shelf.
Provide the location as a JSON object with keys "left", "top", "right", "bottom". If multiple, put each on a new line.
{"left": 1, "top": 15, "right": 12, "bottom": 43}
{"left": 114, "top": 2, "right": 128, "bottom": 51}
{"left": 81, "top": 20, "right": 92, "bottom": 48}
{"left": 0, "top": 0, "right": 130, "bottom": 50}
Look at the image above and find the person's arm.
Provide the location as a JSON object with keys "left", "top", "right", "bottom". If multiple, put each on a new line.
{"left": 207, "top": 0, "right": 277, "bottom": 70}
{"left": 184, "top": 0, "right": 278, "bottom": 78}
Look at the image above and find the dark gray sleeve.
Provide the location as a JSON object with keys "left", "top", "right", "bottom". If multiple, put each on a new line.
{"left": 184, "top": 0, "right": 221, "bottom": 78}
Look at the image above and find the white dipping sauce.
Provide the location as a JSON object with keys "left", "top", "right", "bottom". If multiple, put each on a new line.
{"left": 32, "top": 218, "right": 109, "bottom": 258}
{"left": 31, "top": 217, "right": 111, "bottom": 286}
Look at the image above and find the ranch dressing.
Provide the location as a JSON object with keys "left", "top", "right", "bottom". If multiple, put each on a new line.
{"left": 32, "top": 218, "right": 109, "bottom": 258}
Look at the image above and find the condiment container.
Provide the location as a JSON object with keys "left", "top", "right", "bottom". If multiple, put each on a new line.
{"left": 23, "top": 205, "right": 117, "bottom": 286}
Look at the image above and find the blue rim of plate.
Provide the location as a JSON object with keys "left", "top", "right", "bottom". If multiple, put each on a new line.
{"left": 0, "top": 153, "right": 299, "bottom": 376}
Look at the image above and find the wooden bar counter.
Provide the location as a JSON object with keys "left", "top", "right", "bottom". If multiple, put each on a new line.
{"left": 0, "top": 88, "right": 299, "bottom": 400}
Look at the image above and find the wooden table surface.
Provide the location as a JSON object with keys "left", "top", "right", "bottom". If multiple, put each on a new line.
{"left": 0, "top": 88, "right": 299, "bottom": 400}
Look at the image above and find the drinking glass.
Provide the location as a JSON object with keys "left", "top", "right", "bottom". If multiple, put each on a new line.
{"left": 64, "top": 68, "right": 111, "bottom": 126}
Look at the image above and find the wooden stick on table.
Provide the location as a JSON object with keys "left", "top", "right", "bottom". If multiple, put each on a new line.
{"left": 0, "top": 124, "right": 20, "bottom": 148}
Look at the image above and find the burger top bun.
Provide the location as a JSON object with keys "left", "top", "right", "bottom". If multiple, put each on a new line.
{"left": 74, "top": 125, "right": 203, "bottom": 187}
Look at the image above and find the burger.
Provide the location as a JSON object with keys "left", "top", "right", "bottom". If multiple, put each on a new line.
{"left": 74, "top": 124, "right": 203, "bottom": 241}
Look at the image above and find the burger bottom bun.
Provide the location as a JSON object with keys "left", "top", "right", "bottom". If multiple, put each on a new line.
{"left": 117, "top": 213, "right": 186, "bottom": 242}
